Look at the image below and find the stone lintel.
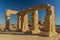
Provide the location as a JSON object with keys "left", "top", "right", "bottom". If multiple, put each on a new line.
{"left": 6, "top": 9, "right": 18, "bottom": 15}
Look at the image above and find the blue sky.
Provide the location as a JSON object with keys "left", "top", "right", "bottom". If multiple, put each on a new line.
{"left": 0, "top": 0, "right": 59, "bottom": 25}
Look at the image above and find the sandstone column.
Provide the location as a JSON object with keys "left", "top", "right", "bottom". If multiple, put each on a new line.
{"left": 21, "top": 13, "right": 29, "bottom": 32}
{"left": 17, "top": 15, "right": 21, "bottom": 31}
{"left": 32, "top": 10, "right": 40, "bottom": 34}
{"left": 44, "top": 5, "right": 57, "bottom": 37}
{"left": 5, "top": 16, "right": 10, "bottom": 31}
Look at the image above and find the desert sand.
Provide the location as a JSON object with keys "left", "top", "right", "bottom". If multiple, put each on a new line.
{"left": 0, "top": 32, "right": 59, "bottom": 40}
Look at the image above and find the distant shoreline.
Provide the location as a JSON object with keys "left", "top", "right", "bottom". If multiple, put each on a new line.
{"left": 55, "top": 25, "right": 60, "bottom": 28}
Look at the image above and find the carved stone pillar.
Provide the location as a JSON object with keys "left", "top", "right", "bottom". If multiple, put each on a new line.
{"left": 44, "top": 5, "right": 57, "bottom": 37}
{"left": 21, "top": 13, "right": 29, "bottom": 32}
{"left": 5, "top": 16, "right": 10, "bottom": 31}
{"left": 32, "top": 10, "right": 40, "bottom": 34}
{"left": 17, "top": 15, "right": 21, "bottom": 31}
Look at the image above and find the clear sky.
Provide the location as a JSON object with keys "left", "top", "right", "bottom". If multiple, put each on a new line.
{"left": 0, "top": 0, "right": 59, "bottom": 25}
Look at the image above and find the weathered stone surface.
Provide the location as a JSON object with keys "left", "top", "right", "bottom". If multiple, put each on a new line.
{"left": 5, "top": 15, "right": 10, "bottom": 31}
{"left": 17, "top": 15, "right": 21, "bottom": 31}
{"left": 5, "top": 10, "right": 18, "bottom": 31}
{"left": 21, "top": 13, "right": 29, "bottom": 32}
{"left": 32, "top": 10, "right": 40, "bottom": 34}
{"left": 44, "top": 6, "right": 57, "bottom": 37}
{"left": 5, "top": 4, "right": 57, "bottom": 37}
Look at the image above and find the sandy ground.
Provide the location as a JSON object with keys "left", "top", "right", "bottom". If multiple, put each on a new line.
{"left": 0, "top": 32, "right": 60, "bottom": 40}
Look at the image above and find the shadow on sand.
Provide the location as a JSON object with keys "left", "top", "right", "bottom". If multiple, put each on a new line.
{"left": 0, "top": 30, "right": 49, "bottom": 37}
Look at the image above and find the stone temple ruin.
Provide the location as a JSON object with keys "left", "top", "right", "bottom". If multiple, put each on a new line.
{"left": 4, "top": 4, "right": 57, "bottom": 37}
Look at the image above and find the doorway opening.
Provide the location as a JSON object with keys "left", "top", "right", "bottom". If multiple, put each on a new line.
{"left": 38, "top": 9, "right": 46, "bottom": 29}
{"left": 10, "top": 14, "right": 17, "bottom": 31}
{"left": 28, "top": 12, "right": 32, "bottom": 30}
